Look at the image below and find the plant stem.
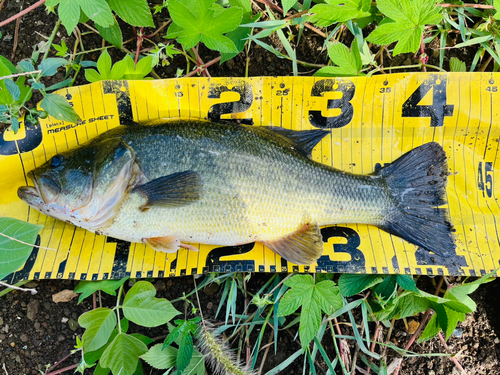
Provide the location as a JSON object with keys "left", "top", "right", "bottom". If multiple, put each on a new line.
{"left": 42, "top": 19, "right": 62, "bottom": 62}
{"left": 116, "top": 284, "right": 124, "bottom": 334}
{"left": 0, "top": 0, "right": 46, "bottom": 28}
{"left": 44, "top": 364, "right": 78, "bottom": 375}
{"left": 0, "top": 281, "right": 37, "bottom": 295}
{"left": 438, "top": 332, "right": 469, "bottom": 374}
{"left": 437, "top": 3, "right": 494, "bottom": 9}
{"left": 185, "top": 56, "right": 221, "bottom": 78}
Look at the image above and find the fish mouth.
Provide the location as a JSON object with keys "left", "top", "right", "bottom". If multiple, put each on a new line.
{"left": 17, "top": 186, "right": 44, "bottom": 208}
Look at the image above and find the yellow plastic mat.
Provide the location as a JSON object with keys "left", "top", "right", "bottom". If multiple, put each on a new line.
{"left": 1, "top": 74, "right": 499, "bottom": 281}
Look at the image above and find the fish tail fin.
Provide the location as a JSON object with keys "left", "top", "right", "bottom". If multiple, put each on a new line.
{"left": 374, "top": 142, "right": 455, "bottom": 257}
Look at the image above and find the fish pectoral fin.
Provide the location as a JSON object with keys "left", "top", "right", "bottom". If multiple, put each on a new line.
{"left": 133, "top": 170, "right": 202, "bottom": 211}
{"left": 144, "top": 236, "right": 181, "bottom": 253}
{"left": 263, "top": 223, "right": 323, "bottom": 265}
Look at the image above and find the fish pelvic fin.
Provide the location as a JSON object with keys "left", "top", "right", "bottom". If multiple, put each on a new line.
{"left": 133, "top": 170, "right": 202, "bottom": 211}
{"left": 374, "top": 142, "right": 455, "bottom": 257}
{"left": 144, "top": 236, "right": 199, "bottom": 253}
{"left": 264, "top": 222, "right": 323, "bottom": 265}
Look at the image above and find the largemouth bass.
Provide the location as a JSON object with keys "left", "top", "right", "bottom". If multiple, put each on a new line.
{"left": 18, "top": 120, "right": 455, "bottom": 265}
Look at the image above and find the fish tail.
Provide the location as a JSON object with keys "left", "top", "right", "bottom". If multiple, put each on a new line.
{"left": 374, "top": 142, "right": 455, "bottom": 257}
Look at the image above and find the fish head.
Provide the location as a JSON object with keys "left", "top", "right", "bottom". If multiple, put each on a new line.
{"left": 18, "top": 136, "right": 136, "bottom": 231}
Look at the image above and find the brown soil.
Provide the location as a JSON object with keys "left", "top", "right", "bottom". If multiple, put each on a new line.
{"left": 1, "top": 1, "right": 499, "bottom": 374}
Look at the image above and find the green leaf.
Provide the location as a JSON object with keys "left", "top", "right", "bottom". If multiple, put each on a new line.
{"left": 100, "top": 333, "right": 148, "bottom": 375}
{"left": 0, "top": 56, "right": 17, "bottom": 73}
{"left": 395, "top": 275, "right": 419, "bottom": 293}
{"left": 282, "top": 0, "right": 296, "bottom": 15}
{"left": 449, "top": 57, "right": 466, "bottom": 72}
{"left": 122, "top": 281, "right": 180, "bottom": 327}
{"left": 96, "top": 19, "right": 123, "bottom": 49}
{"left": 97, "top": 49, "right": 112, "bottom": 78}
{"left": 123, "top": 56, "right": 153, "bottom": 79}
{"left": 40, "top": 93, "right": 80, "bottom": 123}
{"left": 229, "top": 0, "right": 251, "bottom": 13}
{"left": 310, "top": 0, "right": 372, "bottom": 27}
{"left": 166, "top": 0, "right": 243, "bottom": 53}
{"left": 74, "top": 277, "right": 129, "bottom": 303}
{"left": 0, "top": 60, "right": 16, "bottom": 105}
{"left": 220, "top": 12, "right": 260, "bottom": 64}
{"left": 108, "top": 0, "right": 154, "bottom": 27}
{"left": 4, "top": 79, "right": 20, "bottom": 101}
{"left": 38, "top": 57, "right": 68, "bottom": 77}
{"left": 141, "top": 344, "right": 178, "bottom": 369}
{"left": 0, "top": 218, "right": 42, "bottom": 281}
{"left": 317, "top": 40, "right": 365, "bottom": 77}
{"left": 366, "top": 0, "right": 442, "bottom": 55}
{"left": 58, "top": 0, "right": 80, "bottom": 35}
{"left": 76, "top": 0, "right": 114, "bottom": 28}
{"left": 338, "top": 274, "right": 383, "bottom": 297}
{"left": 177, "top": 328, "right": 194, "bottom": 373}
{"left": 53, "top": 40, "right": 68, "bottom": 57}
{"left": 277, "top": 274, "right": 342, "bottom": 348}
{"left": 79, "top": 308, "right": 117, "bottom": 352}
{"left": 418, "top": 312, "right": 440, "bottom": 342}
{"left": 84, "top": 68, "right": 102, "bottom": 83}
{"left": 180, "top": 349, "right": 205, "bottom": 375}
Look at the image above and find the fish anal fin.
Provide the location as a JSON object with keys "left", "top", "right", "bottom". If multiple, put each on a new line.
{"left": 264, "top": 223, "right": 324, "bottom": 265}
{"left": 133, "top": 170, "right": 202, "bottom": 211}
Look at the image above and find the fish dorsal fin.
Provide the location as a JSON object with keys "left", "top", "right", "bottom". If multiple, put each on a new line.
{"left": 133, "top": 170, "right": 202, "bottom": 211}
{"left": 263, "top": 223, "right": 324, "bottom": 265}
{"left": 262, "top": 127, "right": 330, "bottom": 157}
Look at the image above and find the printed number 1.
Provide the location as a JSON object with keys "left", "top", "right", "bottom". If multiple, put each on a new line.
{"left": 401, "top": 75, "right": 454, "bottom": 127}
{"left": 478, "top": 162, "right": 493, "bottom": 198}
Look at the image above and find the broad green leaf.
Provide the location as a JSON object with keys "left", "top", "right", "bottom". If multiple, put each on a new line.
{"left": 38, "top": 57, "right": 68, "bottom": 77}
{"left": 16, "top": 76, "right": 32, "bottom": 104}
{"left": 0, "top": 56, "right": 16, "bottom": 73}
{"left": 177, "top": 329, "right": 194, "bottom": 373}
{"left": 366, "top": 0, "right": 442, "bottom": 55}
{"left": 299, "top": 291, "right": 322, "bottom": 348}
{"left": 40, "top": 93, "right": 80, "bottom": 123}
{"left": 0, "top": 218, "right": 42, "bottom": 280}
{"left": 122, "top": 281, "right": 180, "bottom": 327}
{"left": 447, "top": 271, "right": 495, "bottom": 311}
{"left": 395, "top": 275, "right": 419, "bottom": 293}
{"left": 338, "top": 274, "right": 383, "bottom": 297}
{"left": 221, "top": 12, "right": 260, "bottom": 64}
{"left": 373, "top": 275, "right": 398, "bottom": 300}
{"left": 141, "top": 344, "right": 178, "bottom": 369}
{"left": 123, "top": 56, "right": 153, "bottom": 79}
{"left": 418, "top": 312, "right": 440, "bottom": 342}
{"left": 100, "top": 333, "right": 148, "bottom": 375}
{"left": 313, "top": 280, "right": 343, "bottom": 314}
{"left": 282, "top": 0, "right": 296, "bottom": 15}
{"left": 58, "top": 0, "right": 80, "bottom": 35}
{"left": 84, "top": 68, "right": 102, "bottom": 83}
{"left": 108, "top": 0, "right": 154, "bottom": 27}
{"left": 0, "top": 60, "right": 15, "bottom": 105}
{"left": 16, "top": 60, "right": 35, "bottom": 73}
{"left": 310, "top": 0, "right": 372, "bottom": 27}
{"left": 181, "top": 350, "right": 205, "bottom": 375}
{"left": 96, "top": 19, "right": 123, "bottom": 49}
{"left": 97, "top": 49, "right": 112, "bottom": 78}
{"left": 76, "top": 0, "right": 114, "bottom": 28}
{"left": 4, "top": 79, "right": 20, "bottom": 101}
{"left": 318, "top": 40, "right": 365, "bottom": 77}
{"left": 166, "top": 0, "right": 243, "bottom": 53}
{"left": 229, "top": 0, "right": 251, "bottom": 13}
{"left": 449, "top": 57, "right": 466, "bottom": 72}
{"left": 79, "top": 308, "right": 117, "bottom": 351}
{"left": 74, "top": 277, "right": 129, "bottom": 303}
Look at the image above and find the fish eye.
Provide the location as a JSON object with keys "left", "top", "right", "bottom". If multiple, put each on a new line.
{"left": 50, "top": 155, "right": 63, "bottom": 167}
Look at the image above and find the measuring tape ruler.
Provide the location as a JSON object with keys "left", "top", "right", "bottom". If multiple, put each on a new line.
{"left": 0, "top": 73, "right": 498, "bottom": 281}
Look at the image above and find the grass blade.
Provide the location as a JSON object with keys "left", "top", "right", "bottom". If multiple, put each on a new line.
{"left": 264, "top": 348, "right": 302, "bottom": 375}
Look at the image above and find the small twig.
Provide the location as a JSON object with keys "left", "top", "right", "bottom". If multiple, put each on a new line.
{"left": 11, "top": 0, "right": 24, "bottom": 61}
{"left": 0, "top": 281, "right": 37, "bottom": 295}
{"left": 144, "top": 21, "right": 171, "bottom": 39}
{"left": 0, "top": 0, "right": 46, "bottom": 28}
{"left": 0, "top": 0, "right": 6, "bottom": 14}
{"left": 44, "top": 364, "right": 78, "bottom": 375}
{"left": 0, "top": 70, "right": 42, "bottom": 80}
{"left": 81, "top": 22, "right": 100, "bottom": 35}
{"left": 437, "top": 3, "right": 494, "bottom": 9}
{"left": 45, "top": 352, "right": 73, "bottom": 374}
{"left": 0, "top": 232, "right": 57, "bottom": 251}
{"left": 258, "top": 331, "right": 274, "bottom": 374}
{"left": 438, "top": 332, "right": 469, "bottom": 375}
{"left": 184, "top": 56, "right": 221, "bottom": 77}
{"left": 2, "top": 363, "right": 8, "bottom": 375}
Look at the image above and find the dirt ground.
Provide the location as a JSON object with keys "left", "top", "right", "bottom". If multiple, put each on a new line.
{"left": 1, "top": 1, "right": 500, "bottom": 374}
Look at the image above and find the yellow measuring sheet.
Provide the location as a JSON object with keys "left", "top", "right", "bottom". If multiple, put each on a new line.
{"left": 1, "top": 73, "right": 499, "bottom": 281}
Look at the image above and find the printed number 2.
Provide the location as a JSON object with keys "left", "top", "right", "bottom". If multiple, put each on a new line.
{"left": 478, "top": 162, "right": 493, "bottom": 198}
{"left": 402, "top": 75, "right": 454, "bottom": 127}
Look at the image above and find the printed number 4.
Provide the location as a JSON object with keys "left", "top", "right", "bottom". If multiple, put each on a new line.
{"left": 402, "top": 75, "right": 454, "bottom": 127}
{"left": 478, "top": 162, "right": 493, "bottom": 198}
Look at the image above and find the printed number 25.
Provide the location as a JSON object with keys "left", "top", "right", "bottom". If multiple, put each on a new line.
{"left": 402, "top": 75, "right": 454, "bottom": 127}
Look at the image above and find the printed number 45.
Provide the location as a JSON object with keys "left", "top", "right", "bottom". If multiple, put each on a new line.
{"left": 478, "top": 162, "right": 493, "bottom": 198}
